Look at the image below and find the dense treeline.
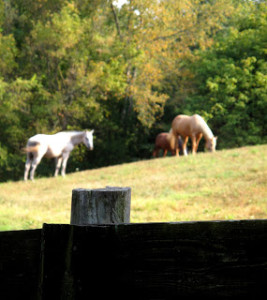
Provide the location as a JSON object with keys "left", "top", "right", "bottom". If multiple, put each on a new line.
{"left": 0, "top": 0, "right": 266, "bottom": 182}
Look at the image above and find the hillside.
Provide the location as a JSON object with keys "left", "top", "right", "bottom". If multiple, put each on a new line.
{"left": 0, "top": 145, "right": 266, "bottom": 231}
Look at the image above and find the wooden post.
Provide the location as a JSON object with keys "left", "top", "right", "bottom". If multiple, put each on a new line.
{"left": 70, "top": 187, "right": 131, "bottom": 225}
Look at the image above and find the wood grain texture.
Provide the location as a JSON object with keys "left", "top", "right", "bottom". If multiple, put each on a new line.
{"left": 0, "top": 229, "right": 42, "bottom": 299}
{"left": 71, "top": 187, "right": 131, "bottom": 225}
{"left": 1, "top": 220, "right": 266, "bottom": 299}
{"left": 41, "top": 220, "right": 267, "bottom": 299}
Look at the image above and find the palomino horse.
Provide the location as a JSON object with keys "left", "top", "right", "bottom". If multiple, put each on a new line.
{"left": 24, "top": 130, "right": 94, "bottom": 181}
{"left": 152, "top": 132, "right": 183, "bottom": 157}
{"left": 170, "top": 114, "right": 217, "bottom": 156}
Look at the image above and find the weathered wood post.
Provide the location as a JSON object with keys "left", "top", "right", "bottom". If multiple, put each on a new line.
{"left": 70, "top": 187, "right": 131, "bottom": 225}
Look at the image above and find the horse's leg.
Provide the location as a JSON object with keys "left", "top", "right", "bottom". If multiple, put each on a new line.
{"left": 178, "top": 136, "right": 183, "bottom": 154}
{"left": 61, "top": 153, "right": 70, "bottom": 177}
{"left": 191, "top": 135, "right": 197, "bottom": 155}
{"left": 29, "top": 155, "right": 43, "bottom": 181}
{"left": 174, "top": 136, "right": 179, "bottom": 157}
{"left": 163, "top": 149, "right": 167, "bottom": 157}
{"left": 195, "top": 133, "right": 203, "bottom": 154}
{"left": 24, "top": 154, "right": 31, "bottom": 181}
{"left": 54, "top": 157, "right": 63, "bottom": 177}
{"left": 175, "top": 139, "right": 180, "bottom": 156}
{"left": 183, "top": 136, "right": 189, "bottom": 156}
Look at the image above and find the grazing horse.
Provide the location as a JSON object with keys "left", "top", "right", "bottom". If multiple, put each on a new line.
{"left": 170, "top": 114, "right": 217, "bottom": 156}
{"left": 152, "top": 132, "right": 183, "bottom": 157}
{"left": 24, "top": 130, "right": 94, "bottom": 181}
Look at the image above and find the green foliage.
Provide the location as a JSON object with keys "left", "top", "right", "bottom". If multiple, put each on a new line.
{"left": 184, "top": 2, "right": 267, "bottom": 148}
{"left": 0, "top": 75, "right": 56, "bottom": 180}
{"left": 0, "top": 33, "right": 17, "bottom": 77}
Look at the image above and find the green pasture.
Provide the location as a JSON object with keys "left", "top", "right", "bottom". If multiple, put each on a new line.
{"left": 0, "top": 145, "right": 266, "bottom": 231}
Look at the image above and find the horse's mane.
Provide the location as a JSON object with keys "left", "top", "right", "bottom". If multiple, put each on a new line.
{"left": 196, "top": 115, "right": 214, "bottom": 139}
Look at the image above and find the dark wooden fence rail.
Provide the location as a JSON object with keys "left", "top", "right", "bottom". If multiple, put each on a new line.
{"left": 1, "top": 188, "right": 267, "bottom": 299}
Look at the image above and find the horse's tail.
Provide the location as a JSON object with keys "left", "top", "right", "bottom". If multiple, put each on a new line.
{"left": 168, "top": 128, "right": 177, "bottom": 150}
{"left": 22, "top": 142, "right": 40, "bottom": 153}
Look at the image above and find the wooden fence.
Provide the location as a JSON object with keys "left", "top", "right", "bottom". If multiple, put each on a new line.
{"left": 1, "top": 188, "right": 267, "bottom": 299}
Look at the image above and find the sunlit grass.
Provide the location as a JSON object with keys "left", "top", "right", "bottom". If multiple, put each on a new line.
{"left": 0, "top": 145, "right": 266, "bottom": 230}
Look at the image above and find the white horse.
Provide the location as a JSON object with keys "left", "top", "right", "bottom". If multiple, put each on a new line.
{"left": 24, "top": 130, "right": 94, "bottom": 181}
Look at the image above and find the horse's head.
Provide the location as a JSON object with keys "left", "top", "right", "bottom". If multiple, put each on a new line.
{"left": 206, "top": 136, "right": 217, "bottom": 152}
{"left": 83, "top": 130, "right": 94, "bottom": 150}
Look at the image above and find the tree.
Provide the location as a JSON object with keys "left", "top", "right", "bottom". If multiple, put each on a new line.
{"left": 184, "top": 1, "right": 267, "bottom": 148}
{"left": 0, "top": 0, "right": 266, "bottom": 182}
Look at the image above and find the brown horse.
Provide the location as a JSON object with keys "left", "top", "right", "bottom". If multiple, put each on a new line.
{"left": 170, "top": 114, "right": 217, "bottom": 156}
{"left": 152, "top": 132, "right": 183, "bottom": 157}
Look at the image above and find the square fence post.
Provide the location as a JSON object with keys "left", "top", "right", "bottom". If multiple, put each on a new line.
{"left": 70, "top": 187, "right": 131, "bottom": 225}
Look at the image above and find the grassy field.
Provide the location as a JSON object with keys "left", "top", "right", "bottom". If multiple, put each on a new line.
{"left": 0, "top": 145, "right": 266, "bottom": 231}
